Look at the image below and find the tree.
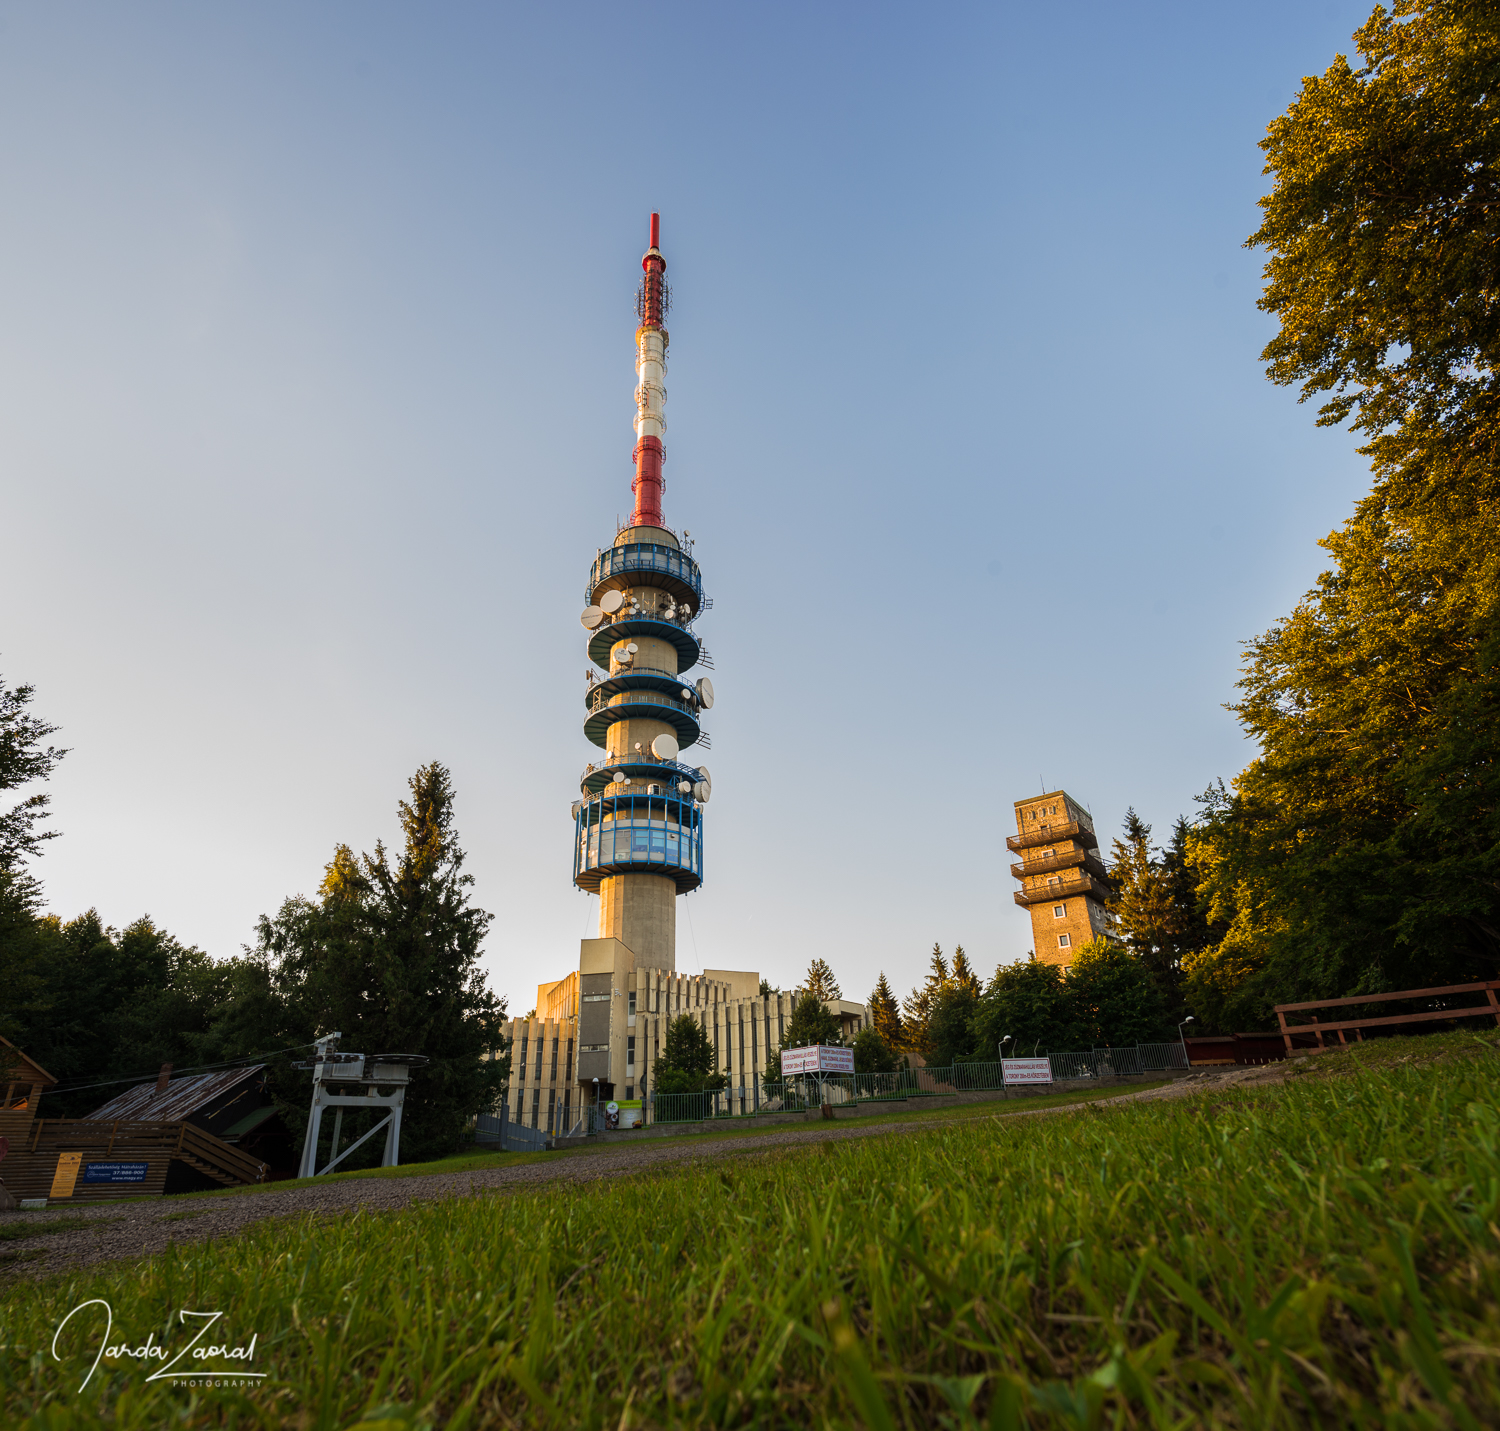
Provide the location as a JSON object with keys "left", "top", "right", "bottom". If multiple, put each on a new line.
{"left": 900, "top": 945, "right": 950, "bottom": 1057}
{"left": 925, "top": 982, "right": 980, "bottom": 1067}
{"left": 243, "top": 763, "right": 509, "bottom": 1161}
{"left": 1067, "top": 939, "right": 1170, "bottom": 1048}
{"left": 851, "top": 1025, "right": 899, "bottom": 1078}
{"left": 973, "top": 960, "right": 1083, "bottom": 1059}
{"left": 866, "top": 972, "right": 903, "bottom": 1049}
{"left": 1106, "top": 810, "right": 1203, "bottom": 1016}
{"left": 652, "top": 1013, "right": 722, "bottom": 1095}
{"left": 0, "top": 672, "right": 67, "bottom": 872}
{"left": 802, "top": 957, "right": 841, "bottom": 1001}
{"left": 764, "top": 989, "right": 842, "bottom": 1086}
{"left": 949, "top": 946, "right": 980, "bottom": 997}
{"left": 1184, "top": 1, "right": 1500, "bottom": 1019}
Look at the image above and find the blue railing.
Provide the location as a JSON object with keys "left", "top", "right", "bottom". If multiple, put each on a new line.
{"left": 588, "top": 543, "right": 704, "bottom": 605}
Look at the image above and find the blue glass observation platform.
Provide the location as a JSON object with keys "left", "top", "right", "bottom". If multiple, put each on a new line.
{"left": 588, "top": 542, "right": 704, "bottom": 608}
{"left": 573, "top": 788, "right": 703, "bottom": 894}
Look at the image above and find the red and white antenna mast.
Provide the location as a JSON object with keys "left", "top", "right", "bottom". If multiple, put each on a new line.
{"left": 630, "top": 212, "right": 670, "bottom": 529}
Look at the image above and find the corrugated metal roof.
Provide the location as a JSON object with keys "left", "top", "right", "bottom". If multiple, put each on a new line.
{"left": 87, "top": 1065, "right": 266, "bottom": 1122}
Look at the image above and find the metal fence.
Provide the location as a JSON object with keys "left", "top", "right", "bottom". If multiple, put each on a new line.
{"left": 475, "top": 1113, "right": 551, "bottom": 1152}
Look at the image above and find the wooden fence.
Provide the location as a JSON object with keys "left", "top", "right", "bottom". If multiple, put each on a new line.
{"left": 1274, "top": 979, "right": 1500, "bottom": 1055}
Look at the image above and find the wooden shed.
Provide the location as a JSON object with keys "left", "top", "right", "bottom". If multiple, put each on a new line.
{"left": 0, "top": 1052, "right": 288, "bottom": 1205}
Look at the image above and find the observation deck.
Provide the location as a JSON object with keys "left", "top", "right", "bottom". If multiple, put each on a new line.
{"left": 573, "top": 788, "right": 703, "bottom": 894}
{"left": 587, "top": 612, "right": 701, "bottom": 673}
{"left": 1005, "top": 821, "right": 1098, "bottom": 854}
{"left": 583, "top": 680, "right": 703, "bottom": 749}
{"left": 588, "top": 541, "right": 705, "bottom": 608}
{"left": 1009, "top": 849, "right": 1111, "bottom": 883}
{"left": 578, "top": 752, "right": 707, "bottom": 797}
{"left": 1012, "top": 871, "right": 1112, "bottom": 906}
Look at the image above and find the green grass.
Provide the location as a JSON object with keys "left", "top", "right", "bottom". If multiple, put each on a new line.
{"left": 3, "top": 1032, "right": 1497, "bottom": 1428}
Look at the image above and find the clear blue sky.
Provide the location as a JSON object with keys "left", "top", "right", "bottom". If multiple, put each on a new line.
{"left": 1, "top": 2, "right": 1376, "bottom": 1016}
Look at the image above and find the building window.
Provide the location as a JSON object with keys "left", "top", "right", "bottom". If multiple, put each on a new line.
{"left": 625, "top": 1085, "right": 633, "bottom": 1100}
{"left": 1053, "top": 904, "right": 1066, "bottom": 918}
{"left": 628, "top": 990, "right": 636, "bottom": 1016}
{"left": 531, "top": 1088, "right": 541, "bottom": 1127}
{"left": 518, "top": 1035, "right": 528, "bottom": 1083}
{"left": 550, "top": 1038, "right": 559, "bottom": 1080}
{"left": 1058, "top": 933, "right": 1071, "bottom": 948}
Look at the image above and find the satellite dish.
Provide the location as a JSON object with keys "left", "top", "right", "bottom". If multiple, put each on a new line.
{"left": 694, "top": 781, "right": 711, "bottom": 801}
{"left": 696, "top": 677, "right": 715, "bottom": 709}
{"left": 634, "top": 742, "right": 643, "bottom": 752}
{"left": 678, "top": 780, "right": 693, "bottom": 793}
{"left": 580, "top": 606, "right": 603, "bottom": 629}
{"left": 570, "top": 801, "right": 583, "bottom": 818}
{"left": 600, "top": 591, "right": 625, "bottom": 614}
{"left": 611, "top": 771, "right": 627, "bottom": 784}
{"left": 626, "top": 642, "right": 639, "bottom": 653}
{"left": 652, "top": 734, "right": 679, "bottom": 760}
{"left": 695, "top": 766, "right": 711, "bottom": 783}
{"left": 683, "top": 529, "right": 691, "bottom": 538}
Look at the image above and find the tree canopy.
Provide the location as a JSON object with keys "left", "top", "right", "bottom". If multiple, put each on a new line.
{"left": 652, "top": 1013, "right": 722, "bottom": 1095}
{"left": 802, "top": 957, "right": 841, "bottom": 1001}
{"left": 0, "top": 671, "right": 66, "bottom": 873}
{"left": 1184, "top": 0, "right": 1500, "bottom": 1023}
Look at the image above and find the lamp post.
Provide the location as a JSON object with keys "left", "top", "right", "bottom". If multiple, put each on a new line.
{"left": 999, "top": 1034, "right": 1012, "bottom": 1099}
{"left": 1177, "top": 1016, "right": 1195, "bottom": 1070}
{"left": 592, "top": 1077, "right": 600, "bottom": 1133}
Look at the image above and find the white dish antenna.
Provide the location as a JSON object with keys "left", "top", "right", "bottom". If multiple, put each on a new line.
{"left": 600, "top": 590, "right": 625, "bottom": 614}
{"left": 678, "top": 779, "right": 693, "bottom": 794}
{"left": 570, "top": 801, "right": 583, "bottom": 818}
{"left": 651, "top": 734, "right": 679, "bottom": 760}
{"left": 580, "top": 606, "right": 603, "bottom": 629}
{"left": 626, "top": 642, "right": 639, "bottom": 653}
{"left": 695, "top": 766, "right": 711, "bottom": 783}
{"left": 680, "top": 687, "right": 693, "bottom": 700}
{"left": 694, "top": 781, "right": 711, "bottom": 801}
{"left": 611, "top": 771, "right": 627, "bottom": 784}
{"left": 696, "top": 677, "right": 715, "bottom": 709}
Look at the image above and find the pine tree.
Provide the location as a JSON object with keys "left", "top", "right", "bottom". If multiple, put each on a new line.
{"left": 900, "top": 945, "right": 951, "bottom": 1059}
{"left": 803, "top": 957, "right": 841, "bottom": 1001}
{"left": 764, "top": 989, "right": 842, "bottom": 1085}
{"left": 867, "top": 972, "right": 903, "bottom": 1048}
{"left": 950, "top": 946, "right": 980, "bottom": 997}
{"left": 652, "top": 1013, "right": 722, "bottom": 1095}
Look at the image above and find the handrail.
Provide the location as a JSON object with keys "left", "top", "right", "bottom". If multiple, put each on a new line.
{"left": 1005, "top": 822, "right": 1098, "bottom": 854}
{"left": 589, "top": 542, "right": 704, "bottom": 603}
{"left": 581, "top": 753, "right": 707, "bottom": 783}
{"left": 587, "top": 688, "right": 696, "bottom": 718}
{"left": 588, "top": 665, "right": 695, "bottom": 690}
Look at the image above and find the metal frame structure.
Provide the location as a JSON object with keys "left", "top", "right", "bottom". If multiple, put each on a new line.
{"left": 294, "top": 1034, "right": 427, "bottom": 1178}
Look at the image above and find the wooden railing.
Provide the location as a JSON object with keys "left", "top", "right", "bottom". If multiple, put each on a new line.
{"left": 25, "top": 1118, "right": 267, "bottom": 1186}
{"left": 1274, "top": 980, "right": 1500, "bottom": 1054}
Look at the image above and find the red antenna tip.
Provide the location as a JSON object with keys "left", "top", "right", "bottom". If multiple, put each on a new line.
{"left": 650, "top": 212, "right": 660, "bottom": 250}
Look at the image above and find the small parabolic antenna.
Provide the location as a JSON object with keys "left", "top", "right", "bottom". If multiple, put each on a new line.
{"left": 600, "top": 590, "right": 625, "bottom": 614}
{"left": 680, "top": 686, "right": 693, "bottom": 700}
{"left": 652, "top": 733, "right": 679, "bottom": 760}
{"left": 695, "top": 765, "right": 711, "bottom": 784}
{"left": 580, "top": 606, "right": 603, "bottom": 629}
{"left": 678, "top": 779, "right": 693, "bottom": 794}
{"left": 696, "top": 677, "right": 715, "bottom": 709}
{"left": 570, "top": 800, "right": 583, "bottom": 818}
{"left": 694, "top": 781, "right": 711, "bottom": 802}
{"left": 626, "top": 642, "right": 639, "bottom": 653}
{"left": 611, "top": 771, "right": 628, "bottom": 784}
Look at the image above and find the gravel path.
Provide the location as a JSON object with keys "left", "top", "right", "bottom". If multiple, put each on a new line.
{"left": 1, "top": 1068, "right": 1271, "bottom": 1284}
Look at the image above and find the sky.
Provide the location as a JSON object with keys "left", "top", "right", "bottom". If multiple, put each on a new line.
{"left": 0, "top": 1, "right": 1380, "bottom": 1017}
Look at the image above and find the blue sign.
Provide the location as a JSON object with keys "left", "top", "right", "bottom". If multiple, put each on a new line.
{"left": 82, "top": 1162, "right": 149, "bottom": 1184}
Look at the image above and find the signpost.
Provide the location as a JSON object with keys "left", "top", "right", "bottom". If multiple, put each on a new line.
{"left": 1001, "top": 1058, "right": 1053, "bottom": 1087}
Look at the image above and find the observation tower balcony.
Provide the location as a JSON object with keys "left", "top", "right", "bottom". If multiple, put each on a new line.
{"left": 588, "top": 542, "right": 705, "bottom": 608}
{"left": 573, "top": 790, "right": 703, "bottom": 894}
{"left": 584, "top": 681, "right": 703, "bottom": 750}
{"left": 1009, "top": 849, "right": 1111, "bottom": 883}
{"left": 1005, "top": 821, "right": 1098, "bottom": 854}
{"left": 1012, "top": 872, "right": 1112, "bottom": 907}
{"left": 587, "top": 612, "right": 702, "bottom": 673}
{"left": 578, "top": 752, "right": 707, "bottom": 798}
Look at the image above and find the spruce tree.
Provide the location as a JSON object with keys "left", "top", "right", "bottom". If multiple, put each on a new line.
{"left": 803, "top": 957, "right": 841, "bottom": 1001}
{"left": 867, "top": 972, "right": 903, "bottom": 1048}
{"left": 652, "top": 1013, "right": 721, "bottom": 1095}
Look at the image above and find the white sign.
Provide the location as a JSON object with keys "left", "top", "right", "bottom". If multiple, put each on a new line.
{"left": 1001, "top": 1058, "right": 1053, "bottom": 1086}
{"left": 779, "top": 1045, "right": 854, "bottom": 1076}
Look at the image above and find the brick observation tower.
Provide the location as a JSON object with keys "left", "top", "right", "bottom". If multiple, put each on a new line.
{"left": 1008, "top": 790, "right": 1112, "bottom": 967}
{"left": 573, "top": 214, "right": 714, "bottom": 973}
